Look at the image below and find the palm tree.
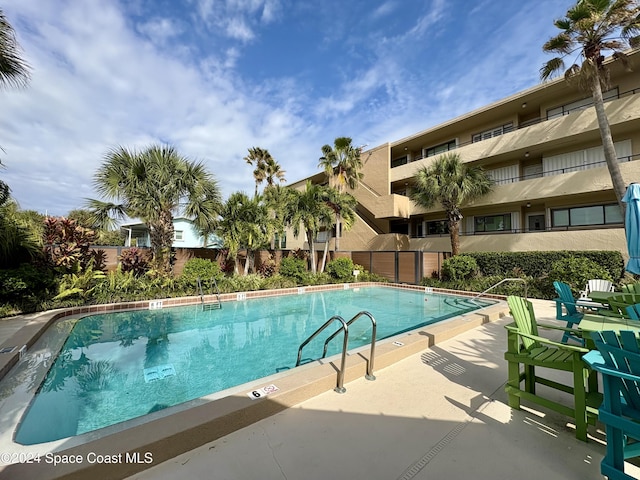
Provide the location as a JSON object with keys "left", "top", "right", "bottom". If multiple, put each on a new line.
{"left": 285, "top": 182, "right": 335, "bottom": 274}
{"left": 410, "top": 153, "right": 494, "bottom": 256}
{"left": 318, "top": 137, "right": 363, "bottom": 250}
{"left": 244, "top": 147, "right": 276, "bottom": 197}
{"left": 219, "top": 192, "right": 272, "bottom": 275}
{"left": 0, "top": 8, "right": 30, "bottom": 89}
{"left": 263, "top": 156, "right": 286, "bottom": 189}
{"left": 87, "top": 144, "right": 222, "bottom": 273}
{"left": 541, "top": 0, "right": 640, "bottom": 213}
{"left": 263, "top": 184, "right": 296, "bottom": 249}
{"left": 319, "top": 187, "right": 357, "bottom": 273}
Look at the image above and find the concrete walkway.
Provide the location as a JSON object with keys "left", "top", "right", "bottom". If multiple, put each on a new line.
{"left": 127, "top": 299, "right": 640, "bottom": 480}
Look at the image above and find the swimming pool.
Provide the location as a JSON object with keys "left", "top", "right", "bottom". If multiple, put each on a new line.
{"left": 14, "top": 286, "right": 494, "bottom": 445}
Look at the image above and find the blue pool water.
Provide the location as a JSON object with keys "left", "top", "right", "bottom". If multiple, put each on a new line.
{"left": 15, "top": 287, "right": 493, "bottom": 444}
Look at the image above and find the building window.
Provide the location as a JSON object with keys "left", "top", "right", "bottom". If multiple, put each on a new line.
{"left": 391, "top": 155, "right": 408, "bottom": 168}
{"left": 426, "top": 220, "right": 449, "bottom": 235}
{"left": 551, "top": 204, "right": 623, "bottom": 227}
{"left": 174, "top": 230, "right": 184, "bottom": 241}
{"left": 472, "top": 122, "right": 513, "bottom": 143}
{"left": 425, "top": 140, "right": 456, "bottom": 158}
{"left": 474, "top": 214, "right": 511, "bottom": 232}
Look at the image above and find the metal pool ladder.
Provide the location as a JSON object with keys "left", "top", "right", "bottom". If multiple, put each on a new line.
{"left": 197, "top": 276, "right": 222, "bottom": 310}
{"left": 295, "top": 311, "right": 377, "bottom": 393}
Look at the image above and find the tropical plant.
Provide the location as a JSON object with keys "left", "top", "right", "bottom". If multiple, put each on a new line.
{"left": 541, "top": 0, "right": 640, "bottom": 212}
{"left": 87, "top": 144, "right": 222, "bottom": 274}
{"left": 42, "top": 216, "right": 106, "bottom": 272}
{"left": 119, "top": 248, "right": 151, "bottom": 276}
{"left": 0, "top": 8, "right": 30, "bottom": 89}
{"left": 53, "top": 259, "right": 106, "bottom": 302}
{"left": 410, "top": 153, "right": 494, "bottom": 256}
{"left": 318, "top": 137, "right": 363, "bottom": 250}
{"left": 284, "top": 181, "right": 335, "bottom": 273}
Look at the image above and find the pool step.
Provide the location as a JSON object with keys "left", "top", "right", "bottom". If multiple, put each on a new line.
{"left": 202, "top": 302, "right": 221, "bottom": 311}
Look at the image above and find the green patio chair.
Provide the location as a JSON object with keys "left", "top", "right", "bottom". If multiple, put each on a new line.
{"left": 553, "top": 281, "right": 585, "bottom": 345}
{"left": 608, "top": 294, "right": 640, "bottom": 317}
{"left": 504, "top": 296, "right": 600, "bottom": 442}
{"left": 583, "top": 331, "right": 640, "bottom": 480}
{"left": 622, "top": 282, "right": 640, "bottom": 294}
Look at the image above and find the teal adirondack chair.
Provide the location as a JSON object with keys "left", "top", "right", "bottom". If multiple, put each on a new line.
{"left": 626, "top": 303, "right": 640, "bottom": 320}
{"left": 583, "top": 331, "right": 640, "bottom": 480}
{"left": 553, "top": 281, "right": 585, "bottom": 345}
{"left": 504, "top": 296, "right": 600, "bottom": 441}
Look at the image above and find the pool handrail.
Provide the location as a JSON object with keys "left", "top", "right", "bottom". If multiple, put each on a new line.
{"left": 321, "top": 311, "right": 377, "bottom": 381}
{"left": 470, "top": 278, "right": 527, "bottom": 304}
{"left": 296, "top": 315, "right": 349, "bottom": 393}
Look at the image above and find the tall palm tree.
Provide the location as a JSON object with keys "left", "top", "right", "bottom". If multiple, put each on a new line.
{"left": 87, "top": 144, "right": 222, "bottom": 273}
{"left": 541, "top": 0, "right": 640, "bottom": 213}
{"left": 263, "top": 156, "right": 286, "bottom": 189}
{"left": 318, "top": 137, "right": 363, "bottom": 250}
{"left": 244, "top": 147, "right": 275, "bottom": 197}
{"left": 410, "top": 153, "right": 494, "bottom": 256}
{"left": 0, "top": 8, "right": 30, "bottom": 89}
{"left": 318, "top": 187, "right": 357, "bottom": 273}
{"left": 285, "top": 181, "right": 335, "bottom": 274}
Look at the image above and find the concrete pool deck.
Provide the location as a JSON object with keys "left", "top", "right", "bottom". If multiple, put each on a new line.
{"left": 0, "top": 293, "right": 638, "bottom": 479}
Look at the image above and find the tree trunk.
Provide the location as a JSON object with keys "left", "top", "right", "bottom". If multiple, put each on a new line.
{"left": 320, "top": 234, "right": 330, "bottom": 273}
{"left": 334, "top": 215, "right": 341, "bottom": 251}
{"left": 449, "top": 218, "right": 460, "bottom": 256}
{"left": 148, "top": 211, "right": 174, "bottom": 274}
{"left": 591, "top": 75, "right": 627, "bottom": 216}
{"left": 307, "top": 229, "right": 317, "bottom": 274}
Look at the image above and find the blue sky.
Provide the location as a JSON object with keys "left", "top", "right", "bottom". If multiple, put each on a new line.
{"left": 1, "top": 0, "right": 575, "bottom": 216}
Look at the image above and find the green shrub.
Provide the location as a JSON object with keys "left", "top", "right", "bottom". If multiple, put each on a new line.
{"left": 466, "top": 251, "right": 624, "bottom": 280}
{"left": 181, "top": 258, "right": 222, "bottom": 286}
{"left": 259, "top": 274, "right": 297, "bottom": 290}
{"left": 218, "top": 274, "right": 264, "bottom": 293}
{"left": 279, "top": 256, "right": 307, "bottom": 283}
{"left": 549, "top": 257, "right": 612, "bottom": 295}
{"left": 441, "top": 255, "right": 478, "bottom": 281}
{"left": 326, "top": 257, "right": 356, "bottom": 282}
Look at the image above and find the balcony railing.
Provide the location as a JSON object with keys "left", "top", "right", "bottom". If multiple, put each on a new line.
{"left": 492, "top": 153, "right": 640, "bottom": 185}
{"left": 413, "top": 223, "right": 623, "bottom": 239}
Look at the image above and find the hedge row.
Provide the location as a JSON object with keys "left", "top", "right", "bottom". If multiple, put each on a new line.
{"left": 465, "top": 250, "right": 625, "bottom": 280}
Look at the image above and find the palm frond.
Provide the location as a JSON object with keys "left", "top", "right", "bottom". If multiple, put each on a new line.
{"left": 540, "top": 57, "right": 566, "bottom": 80}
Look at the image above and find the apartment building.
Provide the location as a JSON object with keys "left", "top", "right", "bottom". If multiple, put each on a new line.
{"left": 289, "top": 50, "right": 640, "bottom": 258}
